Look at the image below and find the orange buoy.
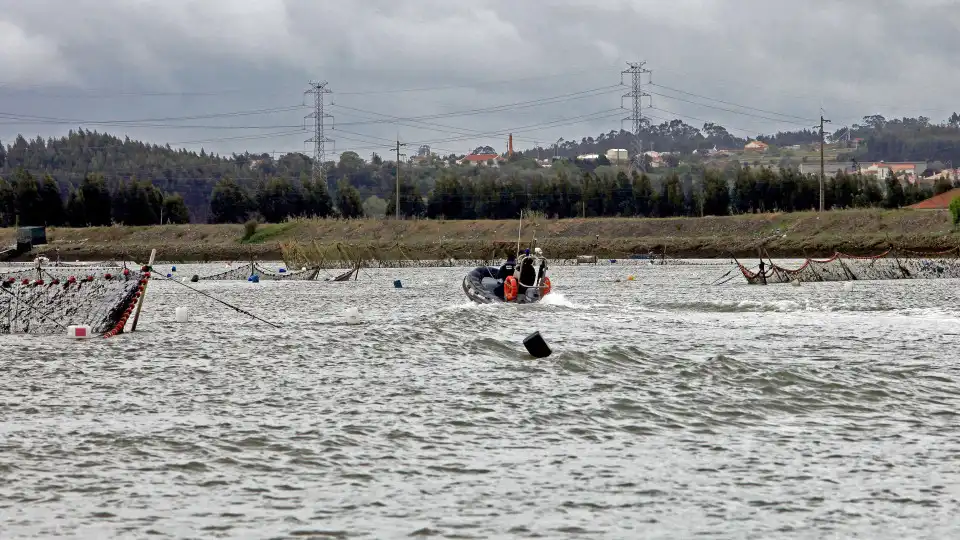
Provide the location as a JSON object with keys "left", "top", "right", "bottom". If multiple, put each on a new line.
{"left": 504, "top": 275, "right": 518, "bottom": 301}
{"left": 542, "top": 276, "right": 552, "bottom": 295}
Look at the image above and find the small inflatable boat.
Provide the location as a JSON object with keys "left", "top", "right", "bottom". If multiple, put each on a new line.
{"left": 462, "top": 254, "right": 552, "bottom": 304}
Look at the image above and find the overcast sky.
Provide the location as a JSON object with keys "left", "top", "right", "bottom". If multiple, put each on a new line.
{"left": 0, "top": 0, "right": 957, "bottom": 159}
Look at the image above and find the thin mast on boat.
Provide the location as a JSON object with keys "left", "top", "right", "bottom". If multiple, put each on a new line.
{"left": 516, "top": 210, "right": 523, "bottom": 259}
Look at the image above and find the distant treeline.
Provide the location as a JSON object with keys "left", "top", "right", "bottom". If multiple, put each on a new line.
{"left": 0, "top": 163, "right": 949, "bottom": 228}
{"left": 1, "top": 113, "right": 960, "bottom": 224}
{"left": 189, "top": 166, "right": 949, "bottom": 224}
{"left": 0, "top": 168, "right": 191, "bottom": 228}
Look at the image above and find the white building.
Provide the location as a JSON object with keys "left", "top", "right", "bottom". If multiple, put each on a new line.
{"left": 605, "top": 148, "right": 628, "bottom": 165}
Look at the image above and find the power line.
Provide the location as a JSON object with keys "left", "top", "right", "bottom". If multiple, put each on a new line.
{"left": 648, "top": 106, "right": 763, "bottom": 136}
{"left": 0, "top": 105, "right": 307, "bottom": 125}
{"left": 644, "top": 88, "right": 813, "bottom": 127}
{"left": 336, "top": 65, "right": 615, "bottom": 95}
{"left": 332, "top": 109, "right": 623, "bottom": 153}
{"left": 333, "top": 103, "right": 549, "bottom": 145}
{"left": 331, "top": 85, "right": 622, "bottom": 127}
{"left": 649, "top": 83, "right": 817, "bottom": 123}
{"left": 0, "top": 121, "right": 304, "bottom": 129}
{"left": 0, "top": 65, "right": 617, "bottom": 99}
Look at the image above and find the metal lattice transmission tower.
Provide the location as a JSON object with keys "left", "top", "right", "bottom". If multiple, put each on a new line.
{"left": 304, "top": 81, "right": 334, "bottom": 182}
{"left": 621, "top": 62, "right": 652, "bottom": 169}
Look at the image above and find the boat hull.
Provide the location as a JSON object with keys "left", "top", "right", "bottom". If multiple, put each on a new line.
{"left": 462, "top": 267, "right": 544, "bottom": 304}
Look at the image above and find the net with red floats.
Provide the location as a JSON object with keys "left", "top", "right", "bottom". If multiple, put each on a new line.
{"left": 0, "top": 266, "right": 150, "bottom": 335}
{"left": 736, "top": 249, "right": 960, "bottom": 284}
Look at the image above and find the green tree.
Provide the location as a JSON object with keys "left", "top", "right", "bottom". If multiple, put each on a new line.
{"left": 0, "top": 177, "right": 13, "bottom": 227}
{"left": 362, "top": 195, "right": 387, "bottom": 218}
{"left": 702, "top": 169, "right": 730, "bottom": 216}
{"left": 427, "top": 173, "right": 464, "bottom": 219}
{"left": 883, "top": 174, "right": 906, "bottom": 209}
{"left": 658, "top": 172, "right": 684, "bottom": 217}
{"left": 336, "top": 180, "right": 364, "bottom": 218}
{"left": 65, "top": 190, "right": 84, "bottom": 227}
{"left": 257, "top": 177, "right": 301, "bottom": 222}
{"left": 934, "top": 176, "right": 953, "bottom": 195}
{"left": 162, "top": 193, "right": 191, "bottom": 224}
{"left": 950, "top": 196, "right": 960, "bottom": 225}
{"left": 612, "top": 171, "right": 634, "bottom": 216}
{"left": 38, "top": 175, "right": 64, "bottom": 226}
{"left": 79, "top": 175, "right": 113, "bottom": 226}
{"left": 304, "top": 176, "right": 334, "bottom": 218}
{"left": 632, "top": 172, "right": 653, "bottom": 216}
{"left": 385, "top": 181, "right": 426, "bottom": 218}
{"left": 209, "top": 177, "right": 252, "bottom": 223}
{"left": 12, "top": 168, "right": 44, "bottom": 225}
{"left": 114, "top": 179, "right": 163, "bottom": 225}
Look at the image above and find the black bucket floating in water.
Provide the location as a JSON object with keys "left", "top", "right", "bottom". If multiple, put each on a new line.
{"left": 190, "top": 275, "right": 199, "bottom": 283}
{"left": 394, "top": 280, "right": 402, "bottom": 288}
{"left": 523, "top": 331, "right": 552, "bottom": 358}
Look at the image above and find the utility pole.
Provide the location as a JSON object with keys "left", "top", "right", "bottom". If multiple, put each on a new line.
{"left": 395, "top": 138, "right": 406, "bottom": 219}
{"left": 304, "top": 81, "right": 334, "bottom": 184}
{"left": 818, "top": 115, "right": 830, "bottom": 212}
{"left": 621, "top": 61, "right": 652, "bottom": 172}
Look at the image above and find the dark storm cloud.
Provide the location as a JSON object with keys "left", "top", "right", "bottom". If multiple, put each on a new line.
{"left": 0, "top": 0, "right": 956, "bottom": 156}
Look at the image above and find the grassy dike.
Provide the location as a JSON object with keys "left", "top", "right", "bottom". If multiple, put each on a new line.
{"left": 1, "top": 209, "right": 958, "bottom": 263}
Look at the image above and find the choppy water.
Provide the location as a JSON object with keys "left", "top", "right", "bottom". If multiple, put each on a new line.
{"left": 3, "top": 261, "right": 960, "bottom": 539}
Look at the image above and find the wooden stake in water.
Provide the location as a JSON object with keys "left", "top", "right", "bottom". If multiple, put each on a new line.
{"left": 130, "top": 249, "right": 156, "bottom": 332}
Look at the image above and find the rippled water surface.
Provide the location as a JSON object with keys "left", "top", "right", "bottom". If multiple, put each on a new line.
{"left": 3, "top": 261, "right": 960, "bottom": 539}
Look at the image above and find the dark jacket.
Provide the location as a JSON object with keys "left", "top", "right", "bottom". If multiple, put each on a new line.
{"left": 497, "top": 261, "right": 515, "bottom": 280}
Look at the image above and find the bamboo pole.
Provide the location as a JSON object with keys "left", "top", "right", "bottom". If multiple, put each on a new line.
{"left": 130, "top": 249, "right": 156, "bottom": 332}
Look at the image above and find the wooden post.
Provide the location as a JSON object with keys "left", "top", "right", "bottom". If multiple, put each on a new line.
{"left": 130, "top": 249, "right": 156, "bottom": 332}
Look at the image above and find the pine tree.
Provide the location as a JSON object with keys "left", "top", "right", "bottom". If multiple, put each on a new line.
{"left": 39, "top": 175, "right": 64, "bottom": 226}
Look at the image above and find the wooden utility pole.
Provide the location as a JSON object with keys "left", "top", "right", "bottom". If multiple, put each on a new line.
{"left": 395, "top": 139, "right": 406, "bottom": 219}
{"left": 819, "top": 115, "right": 831, "bottom": 212}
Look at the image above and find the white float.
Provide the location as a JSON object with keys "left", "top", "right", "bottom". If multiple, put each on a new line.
{"left": 791, "top": 279, "right": 801, "bottom": 287}
{"left": 344, "top": 307, "right": 360, "bottom": 325}
{"left": 67, "top": 325, "right": 91, "bottom": 339}
{"left": 175, "top": 307, "right": 189, "bottom": 323}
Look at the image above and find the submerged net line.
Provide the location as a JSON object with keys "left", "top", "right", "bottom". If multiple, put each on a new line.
{"left": 736, "top": 250, "right": 960, "bottom": 284}
{"left": 0, "top": 269, "right": 146, "bottom": 335}
{"left": 195, "top": 262, "right": 321, "bottom": 281}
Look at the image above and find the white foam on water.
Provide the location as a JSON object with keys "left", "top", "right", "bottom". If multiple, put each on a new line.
{"left": 539, "top": 292, "right": 576, "bottom": 308}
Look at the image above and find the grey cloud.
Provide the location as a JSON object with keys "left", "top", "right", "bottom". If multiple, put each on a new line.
{"left": 0, "top": 0, "right": 956, "bottom": 156}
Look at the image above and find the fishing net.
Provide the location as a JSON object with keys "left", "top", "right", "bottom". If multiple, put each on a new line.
{"left": 198, "top": 262, "right": 255, "bottom": 281}
{"left": 0, "top": 269, "right": 146, "bottom": 335}
{"left": 0, "top": 267, "right": 43, "bottom": 282}
{"left": 737, "top": 250, "right": 960, "bottom": 284}
{"left": 195, "top": 262, "right": 320, "bottom": 281}
{"left": 252, "top": 263, "right": 320, "bottom": 281}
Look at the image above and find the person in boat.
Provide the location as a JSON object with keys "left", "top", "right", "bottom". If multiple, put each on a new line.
{"left": 534, "top": 247, "right": 547, "bottom": 279}
{"left": 497, "top": 254, "right": 516, "bottom": 280}
{"left": 517, "top": 249, "right": 538, "bottom": 295}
